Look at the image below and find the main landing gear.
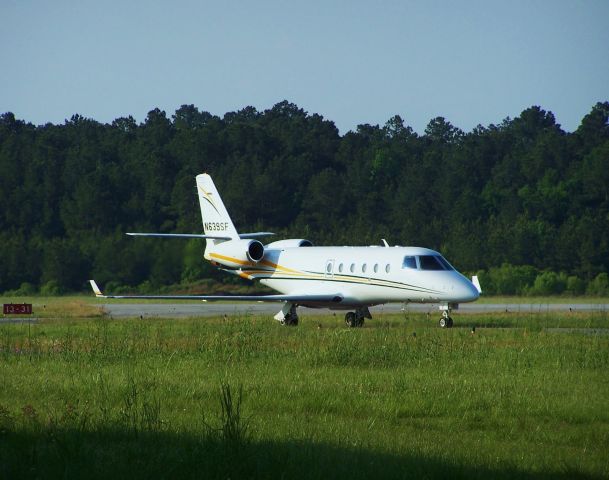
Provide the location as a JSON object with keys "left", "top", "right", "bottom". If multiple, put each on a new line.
{"left": 275, "top": 304, "right": 373, "bottom": 328}
{"left": 274, "top": 303, "right": 299, "bottom": 326}
{"left": 438, "top": 303, "right": 456, "bottom": 328}
{"left": 345, "top": 307, "right": 372, "bottom": 328}
{"left": 283, "top": 312, "right": 299, "bottom": 326}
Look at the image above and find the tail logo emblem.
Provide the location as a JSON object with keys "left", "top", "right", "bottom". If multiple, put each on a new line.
{"left": 198, "top": 186, "right": 220, "bottom": 215}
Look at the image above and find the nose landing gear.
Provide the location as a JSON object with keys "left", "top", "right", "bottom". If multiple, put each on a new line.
{"left": 439, "top": 310, "right": 453, "bottom": 328}
{"left": 438, "top": 303, "right": 457, "bottom": 328}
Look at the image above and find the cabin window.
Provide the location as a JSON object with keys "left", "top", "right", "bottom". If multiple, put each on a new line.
{"left": 373, "top": 264, "right": 379, "bottom": 273}
{"left": 419, "top": 255, "right": 445, "bottom": 270}
{"left": 338, "top": 263, "right": 343, "bottom": 273}
{"left": 326, "top": 263, "right": 333, "bottom": 274}
{"left": 362, "top": 263, "right": 367, "bottom": 273}
{"left": 402, "top": 256, "right": 417, "bottom": 269}
{"left": 350, "top": 263, "right": 355, "bottom": 273}
{"left": 385, "top": 264, "right": 390, "bottom": 273}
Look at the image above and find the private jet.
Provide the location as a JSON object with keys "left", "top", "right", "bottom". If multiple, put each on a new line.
{"left": 90, "top": 173, "right": 481, "bottom": 327}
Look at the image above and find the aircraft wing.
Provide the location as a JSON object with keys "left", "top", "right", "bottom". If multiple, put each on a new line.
{"left": 238, "top": 232, "right": 275, "bottom": 239}
{"left": 89, "top": 280, "right": 342, "bottom": 304}
{"left": 127, "top": 233, "right": 232, "bottom": 240}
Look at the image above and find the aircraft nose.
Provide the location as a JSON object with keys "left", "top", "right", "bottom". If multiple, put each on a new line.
{"left": 462, "top": 278, "right": 480, "bottom": 302}
{"left": 453, "top": 276, "right": 479, "bottom": 302}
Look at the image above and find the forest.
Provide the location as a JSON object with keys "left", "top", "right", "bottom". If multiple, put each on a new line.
{"left": 1, "top": 101, "right": 608, "bottom": 296}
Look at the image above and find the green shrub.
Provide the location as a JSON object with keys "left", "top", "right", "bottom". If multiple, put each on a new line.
{"left": 15, "top": 282, "right": 37, "bottom": 296}
{"left": 103, "top": 281, "right": 123, "bottom": 294}
{"left": 527, "top": 271, "right": 567, "bottom": 296}
{"left": 586, "top": 273, "right": 609, "bottom": 296}
{"left": 487, "top": 263, "right": 538, "bottom": 295}
{"left": 40, "top": 280, "right": 63, "bottom": 296}
{"left": 137, "top": 281, "right": 154, "bottom": 294}
{"left": 565, "top": 275, "right": 586, "bottom": 295}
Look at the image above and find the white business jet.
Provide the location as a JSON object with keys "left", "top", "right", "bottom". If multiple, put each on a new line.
{"left": 90, "top": 173, "right": 481, "bottom": 327}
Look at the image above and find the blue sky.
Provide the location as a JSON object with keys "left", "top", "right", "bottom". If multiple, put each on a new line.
{"left": 2, "top": 0, "right": 608, "bottom": 133}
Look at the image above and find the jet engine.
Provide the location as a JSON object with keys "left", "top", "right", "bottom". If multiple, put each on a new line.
{"left": 265, "top": 239, "right": 313, "bottom": 248}
{"left": 207, "top": 239, "right": 265, "bottom": 267}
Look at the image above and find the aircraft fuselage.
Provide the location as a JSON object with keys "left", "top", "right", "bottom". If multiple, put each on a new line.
{"left": 227, "top": 245, "right": 479, "bottom": 309}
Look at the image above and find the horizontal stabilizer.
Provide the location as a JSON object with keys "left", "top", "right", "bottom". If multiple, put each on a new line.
{"left": 472, "top": 275, "right": 482, "bottom": 294}
{"left": 126, "top": 232, "right": 274, "bottom": 240}
{"left": 89, "top": 280, "right": 341, "bottom": 303}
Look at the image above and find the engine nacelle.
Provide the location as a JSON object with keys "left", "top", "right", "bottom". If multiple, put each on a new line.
{"left": 207, "top": 239, "right": 265, "bottom": 267}
{"left": 265, "top": 239, "right": 313, "bottom": 249}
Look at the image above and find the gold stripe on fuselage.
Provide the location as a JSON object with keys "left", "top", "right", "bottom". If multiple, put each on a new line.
{"left": 209, "top": 253, "right": 302, "bottom": 274}
{"left": 259, "top": 259, "right": 301, "bottom": 274}
{"left": 210, "top": 253, "right": 441, "bottom": 294}
{"left": 238, "top": 269, "right": 441, "bottom": 295}
{"left": 209, "top": 253, "right": 252, "bottom": 266}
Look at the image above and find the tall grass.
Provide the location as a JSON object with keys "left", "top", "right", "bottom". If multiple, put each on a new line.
{"left": 1, "top": 311, "right": 608, "bottom": 478}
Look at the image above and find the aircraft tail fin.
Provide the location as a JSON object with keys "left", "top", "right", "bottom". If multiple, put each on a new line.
{"left": 196, "top": 174, "right": 239, "bottom": 247}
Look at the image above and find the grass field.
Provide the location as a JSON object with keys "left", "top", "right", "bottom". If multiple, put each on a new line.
{"left": 1, "top": 302, "right": 609, "bottom": 479}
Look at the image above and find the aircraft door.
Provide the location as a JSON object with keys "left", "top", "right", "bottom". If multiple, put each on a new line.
{"left": 324, "top": 259, "right": 335, "bottom": 278}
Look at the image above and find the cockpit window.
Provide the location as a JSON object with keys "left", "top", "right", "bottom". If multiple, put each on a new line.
{"left": 436, "top": 256, "right": 454, "bottom": 271}
{"left": 402, "top": 256, "right": 417, "bottom": 269}
{"left": 401, "top": 254, "right": 455, "bottom": 271}
{"left": 419, "top": 255, "right": 445, "bottom": 270}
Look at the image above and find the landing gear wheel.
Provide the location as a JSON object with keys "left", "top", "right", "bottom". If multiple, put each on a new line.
{"left": 281, "top": 314, "right": 299, "bottom": 326}
{"left": 439, "top": 309, "right": 455, "bottom": 328}
{"left": 345, "top": 312, "right": 365, "bottom": 328}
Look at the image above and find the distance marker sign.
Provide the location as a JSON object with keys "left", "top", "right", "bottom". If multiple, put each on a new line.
{"left": 3, "top": 304, "right": 33, "bottom": 315}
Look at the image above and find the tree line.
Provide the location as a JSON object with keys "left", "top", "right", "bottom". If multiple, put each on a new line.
{"left": 1, "top": 101, "right": 608, "bottom": 295}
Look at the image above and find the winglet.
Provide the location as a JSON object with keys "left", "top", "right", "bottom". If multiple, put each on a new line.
{"left": 472, "top": 275, "right": 482, "bottom": 294}
{"left": 381, "top": 239, "right": 389, "bottom": 247}
{"left": 89, "top": 280, "right": 105, "bottom": 298}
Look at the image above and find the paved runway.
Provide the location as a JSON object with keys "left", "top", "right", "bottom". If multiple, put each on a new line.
{"left": 0, "top": 318, "right": 39, "bottom": 324}
{"left": 99, "top": 302, "right": 609, "bottom": 318}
